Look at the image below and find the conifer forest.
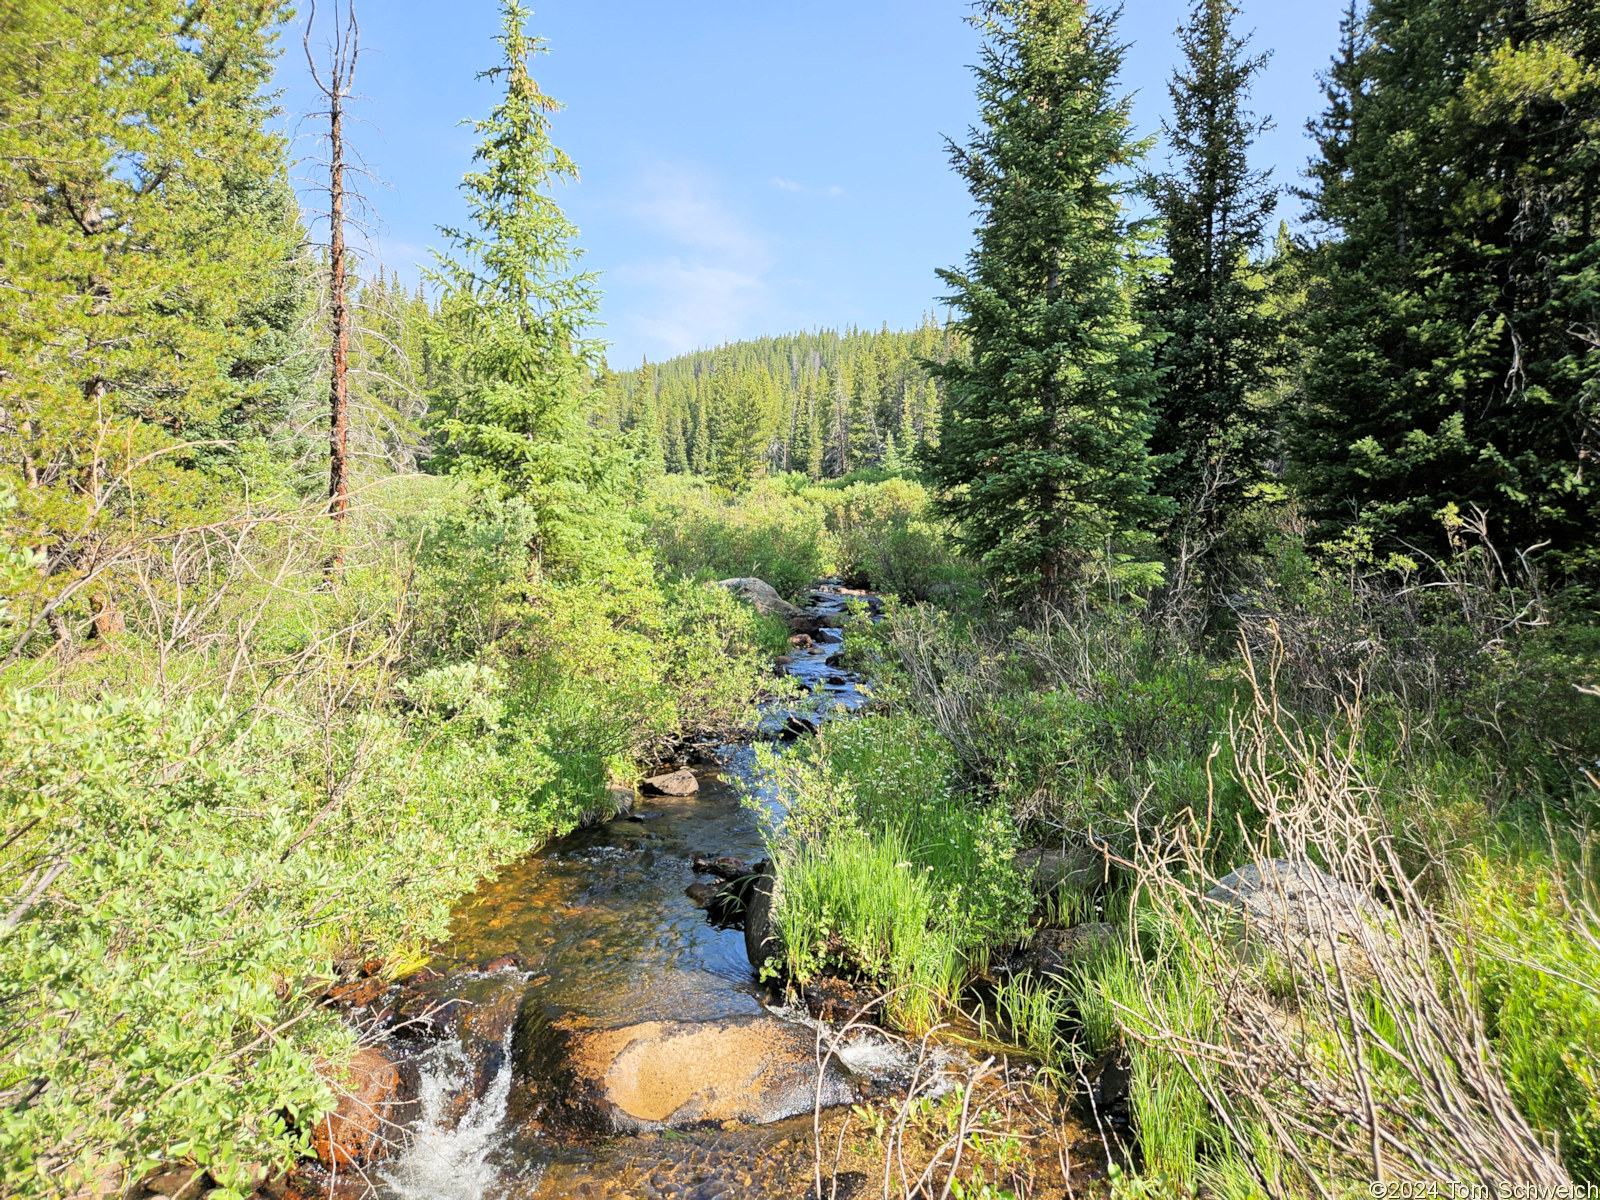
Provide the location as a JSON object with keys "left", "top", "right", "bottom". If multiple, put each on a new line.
{"left": 2, "top": 1, "right": 1598, "bottom": 1198}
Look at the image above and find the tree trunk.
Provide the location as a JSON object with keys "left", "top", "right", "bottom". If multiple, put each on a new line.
{"left": 326, "top": 84, "right": 350, "bottom": 555}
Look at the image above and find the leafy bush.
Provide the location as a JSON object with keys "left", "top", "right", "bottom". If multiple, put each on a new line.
{"left": 641, "top": 475, "right": 834, "bottom": 597}
{"left": 811, "top": 475, "right": 973, "bottom": 600}
{"left": 640, "top": 472, "right": 976, "bottom": 603}
{"left": 760, "top": 713, "right": 1030, "bottom": 1029}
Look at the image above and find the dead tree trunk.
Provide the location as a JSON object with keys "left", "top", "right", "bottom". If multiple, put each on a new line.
{"left": 305, "top": 0, "right": 359, "bottom": 567}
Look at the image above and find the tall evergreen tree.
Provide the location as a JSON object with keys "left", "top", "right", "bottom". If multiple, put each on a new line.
{"left": 0, "top": 0, "right": 304, "bottom": 650}
{"left": 688, "top": 397, "right": 710, "bottom": 475}
{"left": 920, "top": 0, "right": 1164, "bottom": 603}
{"left": 427, "top": 0, "right": 626, "bottom": 575}
{"left": 794, "top": 384, "right": 824, "bottom": 480}
{"left": 1146, "top": 0, "right": 1278, "bottom": 536}
{"left": 1293, "top": 0, "right": 1600, "bottom": 573}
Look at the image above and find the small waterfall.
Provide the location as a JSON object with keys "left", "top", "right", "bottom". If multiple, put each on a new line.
{"left": 379, "top": 1023, "right": 528, "bottom": 1200}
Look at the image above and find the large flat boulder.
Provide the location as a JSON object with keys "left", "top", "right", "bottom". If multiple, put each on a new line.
{"left": 567, "top": 1014, "right": 855, "bottom": 1132}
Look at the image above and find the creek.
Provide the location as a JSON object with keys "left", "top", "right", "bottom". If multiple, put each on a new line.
{"left": 370, "top": 584, "right": 879, "bottom": 1200}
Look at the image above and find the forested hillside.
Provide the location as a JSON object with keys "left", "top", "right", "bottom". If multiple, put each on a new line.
{"left": 597, "top": 320, "right": 958, "bottom": 485}
{"left": 2, "top": 0, "right": 1598, "bottom": 1197}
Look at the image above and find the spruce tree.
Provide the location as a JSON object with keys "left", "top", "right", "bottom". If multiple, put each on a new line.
{"left": 1293, "top": 0, "right": 1600, "bottom": 573}
{"left": 427, "top": 0, "right": 626, "bottom": 574}
{"left": 689, "top": 398, "right": 710, "bottom": 475}
{"left": 920, "top": 0, "right": 1164, "bottom": 603}
{"left": 1146, "top": 0, "right": 1278, "bottom": 536}
{"left": 796, "top": 385, "right": 824, "bottom": 480}
{"left": 0, "top": 0, "right": 303, "bottom": 650}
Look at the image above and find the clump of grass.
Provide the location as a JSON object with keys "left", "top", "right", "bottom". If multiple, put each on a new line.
{"left": 773, "top": 828, "right": 964, "bottom": 1031}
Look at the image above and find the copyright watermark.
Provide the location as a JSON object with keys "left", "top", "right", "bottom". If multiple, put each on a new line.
{"left": 1368, "top": 1186, "right": 1599, "bottom": 1200}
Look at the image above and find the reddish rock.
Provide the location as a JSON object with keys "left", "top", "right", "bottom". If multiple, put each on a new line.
{"left": 310, "top": 1045, "right": 412, "bottom": 1167}
{"left": 788, "top": 633, "right": 814, "bottom": 648}
{"left": 477, "top": 954, "right": 521, "bottom": 974}
{"left": 323, "top": 976, "right": 385, "bottom": 1009}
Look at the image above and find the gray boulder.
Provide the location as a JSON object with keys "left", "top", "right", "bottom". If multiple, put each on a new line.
{"left": 1205, "top": 859, "right": 1386, "bottom": 969}
{"left": 717, "top": 578, "right": 823, "bottom": 634}
{"left": 1014, "top": 846, "right": 1110, "bottom": 896}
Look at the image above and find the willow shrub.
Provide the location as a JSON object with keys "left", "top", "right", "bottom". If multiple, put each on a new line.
{"left": 641, "top": 474, "right": 835, "bottom": 598}
{"left": 0, "top": 484, "right": 783, "bottom": 1197}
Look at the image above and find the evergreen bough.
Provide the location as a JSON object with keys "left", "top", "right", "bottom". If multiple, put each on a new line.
{"left": 921, "top": 0, "right": 1164, "bottom": 604}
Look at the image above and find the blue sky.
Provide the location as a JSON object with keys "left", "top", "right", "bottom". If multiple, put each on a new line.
{"left": 276, "top": 1, "right": 1347, "bottom": 369}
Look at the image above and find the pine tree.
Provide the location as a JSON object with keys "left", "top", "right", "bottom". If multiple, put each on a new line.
{"left": 1293, "top": 0, "right": 1600, "bottom": 573}
{"left": 689, "top": 398, "right": 710, "bottom": 475}
{"left": 793, "top": 384, "right": 824, "bottom": 480}
{"left": 427, "top": 0, "right": 627, "bottom": 575}
{"left": 920, "top": 0, "right": 1164, "bottom": 603}
{"left": 1146, "top": 0, "right": 1278, "bottom": 536}
{"left": 0, "top": 0, "right": 303, "bottom": 652}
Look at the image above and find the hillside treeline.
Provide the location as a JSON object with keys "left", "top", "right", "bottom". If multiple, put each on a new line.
{"left": 596, "top": 321, "right": 957, "bottom": 485}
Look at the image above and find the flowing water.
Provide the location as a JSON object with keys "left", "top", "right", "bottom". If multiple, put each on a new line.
{"left": 374, "top": 586, "right": 878, "bottom": 1200}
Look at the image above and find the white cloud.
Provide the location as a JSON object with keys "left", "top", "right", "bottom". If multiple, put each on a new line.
{"left": 613, "top": 162, "right": 774, "bottom": 356}
{"left": 771, "top": 176, "right": 803, "bottom": 192}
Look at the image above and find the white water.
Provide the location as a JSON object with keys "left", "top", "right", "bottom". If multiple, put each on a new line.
{"left": 378, "top": 1023, "right": 530, "bottom": 1200}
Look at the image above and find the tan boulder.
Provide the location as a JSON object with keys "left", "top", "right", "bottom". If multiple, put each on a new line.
{"left": 641, "top": 768, "right": 698, "bottom": 796}
{"left": 567, "top": 1014, "right": 854, "bottom": 1131}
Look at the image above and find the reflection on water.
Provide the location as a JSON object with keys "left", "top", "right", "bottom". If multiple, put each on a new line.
{"left": 373, "top": 589, "right": 871, "bottom": 1198}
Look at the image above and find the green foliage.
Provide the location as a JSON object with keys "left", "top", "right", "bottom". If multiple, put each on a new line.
{"left": 425, "top": 1, "right": 636, "bottom": 574}
{"left": 600, "top": 321, "right": 955, "bottom": 481}
{"left": 640, "top": 473, "right": 975, "bottom": 602}
{"left": 1468, "top": 850, "right": 1600, "bottom": 1180}
{"left": 0, "top": 469, "right": 782, "bottom": 1192}
{"left": 0, "top": 0, "right": 309, "bottom": 646}
{"left": 643, "top": 475, "right": 836, "bottom": 598}
{"left": 0, "top": 686, "right": 526, "bottom": 1196}
{"left": 921, "top": 0, "right": 1165, "bottom": 603}
{"left": 1145, "top": 0, "right": 1281, "bottom": 534}
{"left": 762, "top": 713, "right": 1030, "bottom": 1030}
{"left": 1293, "top": 0, "right": 1600, "bottom": 576}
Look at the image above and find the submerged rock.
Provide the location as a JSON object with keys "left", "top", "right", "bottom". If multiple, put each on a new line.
{"left": 566, "top": 1014, "right": 855, "bottom": 1131}
{"left": 641, "top": 768, "right": 698, "bottom": 796}
{"left": 1027, "top": 922, "right": 1120, "bottom": 977}
{"left": 691, "top": 852, "right": 750, "bottom": 880}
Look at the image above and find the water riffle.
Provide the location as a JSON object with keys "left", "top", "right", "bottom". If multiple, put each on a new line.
{"left": 376, "top": 586, "right": 873, "bottom": 1199}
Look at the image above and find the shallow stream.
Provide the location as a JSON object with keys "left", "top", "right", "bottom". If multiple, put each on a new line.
{"left": 373, "top": 586, "right": 875, "bottom": 1200}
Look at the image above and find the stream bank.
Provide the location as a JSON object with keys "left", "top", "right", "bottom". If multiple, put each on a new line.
{"left": 285, "top": 582, "right": 1096, "bottom": 1199}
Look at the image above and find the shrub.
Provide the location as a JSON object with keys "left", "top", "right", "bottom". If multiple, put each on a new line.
{"left": 641, "top": 475, "right": 833, "bottom": 597}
